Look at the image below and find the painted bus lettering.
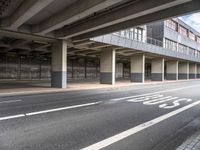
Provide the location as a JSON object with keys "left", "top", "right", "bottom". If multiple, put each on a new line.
{"left": 127, "top": 94, "right": 192, "bottom": 109}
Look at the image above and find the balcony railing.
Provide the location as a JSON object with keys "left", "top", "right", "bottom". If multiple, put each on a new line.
{"left": 111, "top": 32, "right": 200, "bottom": 58}
{"left": 113, "top": 32, "right": 163, "bottom": 47}
{"left": 146, "top": 37, "right": 163, "bottom": 47}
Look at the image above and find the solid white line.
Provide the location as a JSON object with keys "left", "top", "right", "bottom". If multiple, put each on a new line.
{"left": 111, "top": 85, "right": 200, "bottom": 102}
{"left": 0, "top": 99, "right": 22, "bottom": 104}
{"left": 0, "top": 114, "right": 25, "bottom": 121}
{"left": 26, "top": 101, "right": 102, "bottom": 116}
{"left": 81, "top": 100, "right": 200, "bottom": 150}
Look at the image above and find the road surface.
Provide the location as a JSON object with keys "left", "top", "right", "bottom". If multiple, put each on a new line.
{"left": 0, "top": 80, "right": 200, "bottom": 150}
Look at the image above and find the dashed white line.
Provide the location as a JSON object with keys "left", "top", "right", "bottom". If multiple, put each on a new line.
{"left": 0, "top": 99, "right": 22, "bottom": 104}
{"left": 81, "top": 100, "right": 200, "bottom": 150}
{"left": 0, "top": 101, "right": 102, "bottom": 121}
{"left": 26, "top": 101, "right": 102, "bottom": 116}
{"left": 0, "top": 114, "right": 25, "bottom": 121}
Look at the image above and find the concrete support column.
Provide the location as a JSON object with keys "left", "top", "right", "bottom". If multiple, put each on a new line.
{"left": 166, "top": 61, "right": 178, "bottom": 80}
{"left": 100, "top": 49, "right": 115, "bottom": 85}
{"left": 178, "top": 62, "right": 189, "bottom": 80}
{"left": 189, "top": 63, "right": 197, "bottom": 79}
{"left": 151, "top": 58, "right": 164, "bottom": 81}
{"left": 197, "top": 64, "right": 200, "bottom": 79}
{"left": 51, "top": 40, "right": 67, "bottom": 88}
{"left": 130, "top": 54, "right": 145, "bottom": 82}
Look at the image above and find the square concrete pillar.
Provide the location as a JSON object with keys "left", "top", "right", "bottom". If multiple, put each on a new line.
{"left": 151, "top": 58, "right": 164, "bottom": 81}
{"left": 178, "top": 62, "right": 189, "bottom": 80}
{"left": 100, "top": 49, "right": 115, "bottom": 85}
{"left": 189, "top": 63, "right": 197, "bottom": 79}
{"left": 51, "top": 40, "right": 67, "bottom": 88}
{"left": 130, "top": 54, "right": 145, "bottom": 82}
{"left": 166, "top": 61, "right": 178, "bottom": 80}
{"left": 197, "top": 64, "right": 200, "bottom": 78}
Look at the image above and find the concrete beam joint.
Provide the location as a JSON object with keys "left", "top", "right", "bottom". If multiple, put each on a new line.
{"left": 4, "top": 0, "right": 54, "bottom": 30}
{"left": 56, "top": 0, "right": 191, "bottom": 38}
{"left": 33, "top": 0, "right": 124, "bottom": 34}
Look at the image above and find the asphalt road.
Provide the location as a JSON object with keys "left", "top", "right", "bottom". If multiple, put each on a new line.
{"left": 0, "top": 80, "right": 200, "bottom": 150}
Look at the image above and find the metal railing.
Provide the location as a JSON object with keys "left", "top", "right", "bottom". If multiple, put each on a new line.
{"left": 112, "top": 32, "right": 163, "bottom": 47}
{"left": 110, "top": 32, "right": 200, "bottom": 58}
{"left": 146, "top": 37, "right": 163, "bottom": 47}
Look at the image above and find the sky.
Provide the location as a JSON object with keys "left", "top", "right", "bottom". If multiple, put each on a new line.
{"left": 179, "top": 12, "right": 200, "bottom": 32}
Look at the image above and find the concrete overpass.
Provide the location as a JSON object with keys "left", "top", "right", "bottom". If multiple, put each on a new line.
{"left": 0, "top": 0, "right": 199, "bottom": 39}
{"left": 0, "top": 0, "right": 200, "bottom": 88}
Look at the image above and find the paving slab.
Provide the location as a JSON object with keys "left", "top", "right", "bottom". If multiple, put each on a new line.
{"left": 0, "top": 79, "right": 198, "bottom": 97}
{"left": 177, "top": 131, "right": 200, "bottom": 150}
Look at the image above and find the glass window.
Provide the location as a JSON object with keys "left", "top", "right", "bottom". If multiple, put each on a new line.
{"left": 113, "top": 27, "right": 144, "bottom": 42}
{"left": 197, "top": 37, "right": 200, "bottom": 43}
{"left": 113, "top": 31, "right": 120, "bottom": 36}
{"left": 114, "top": 28, "right": 135, "bottom": 40}
{"left": 135, "top": 27, "right": 143, "bottom": 42}
{"left": 196, "top": 51, "right": 200, "bottom": 57}
{"left": 189, "top": 32, "right": 195, "bottom": 41}
{"left": 166, "top": 20, "right": 177, "bottom": 31}
{"left": 165, "top": 38, "right": 177, "bottom": 51}
{"left": 178, "top": 44, "right": 188, "bottom": 54}
{"left": 188, "top": 47, "right": 196, "bottom": 56}
{"left": 127, "top": 29, "right": 134, "bottom": 39}
{"left": 179, "top": 25, "right": 188, "bottom": 37}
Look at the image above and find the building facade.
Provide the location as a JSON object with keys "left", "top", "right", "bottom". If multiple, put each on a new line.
{"left": 92, "top": 18, "right": 200, "bottom": 83}
{"left": 147, "top": 18, "right": 200, "bottom": 59}
{"left": 0, "top": 19, "right": 200, "bottom": 83}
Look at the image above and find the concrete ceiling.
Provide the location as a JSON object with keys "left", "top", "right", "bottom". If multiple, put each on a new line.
{"left": 0, "top": 36, "right": 52, "bottom": 55}
{"left": 0, "top": 0, "right": 197, "bottom": 41}
{"left": 0, "top": 0, "right": 23, "bottom": 18}
{"left": 27, "top": 0, "right": 79, "bottom": 25}
{"left": 0, "top": 0, "right": 199, "bottom": 57}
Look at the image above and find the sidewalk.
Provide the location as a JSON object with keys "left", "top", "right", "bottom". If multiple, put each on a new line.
{"left": 177, "top": 131, "right": 200, "bottom": 150}
{"left": 0, "top": 79, "right": 198, "bottom": 97}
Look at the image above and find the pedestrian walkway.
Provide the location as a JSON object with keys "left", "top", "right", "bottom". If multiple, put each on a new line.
{"left": 0, "top": 79, "right": 198, "bottom": 97}
{"left": 177, "top": 131, "right": 200, "bottom": 150}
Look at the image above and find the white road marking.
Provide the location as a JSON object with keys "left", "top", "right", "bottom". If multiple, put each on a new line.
{"left": 127, "top": 94, "right": 192, "bottom": 109}
{"left": 111, "top": 85, "right": 200, "bottom": 102}
{"left": 81, "top": 100, "right": 200, "bottom": 150}
{"left": 143, "top": 96, "right": 178, "bottom": 105}
{"left": 26, "top": 101, "right": 102, "bottom": 116}
{"left": 127, "top": 94, "right": 164, "bottom": 102}
{"left": 0, "top": 101, "right": 102, "bottom": 121}
{"left": 159, "top": 98, "right": 192, "bottom": 109}
{"left": 0, "top": 99, "right": 22, "bottom": 104}
{"left": 0, "top": 114, "right": 25, "bottom": 121}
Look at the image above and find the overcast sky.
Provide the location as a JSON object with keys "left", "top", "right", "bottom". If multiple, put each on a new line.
{"left": 179, "top": 12, "right": 200, "bottom": 32}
